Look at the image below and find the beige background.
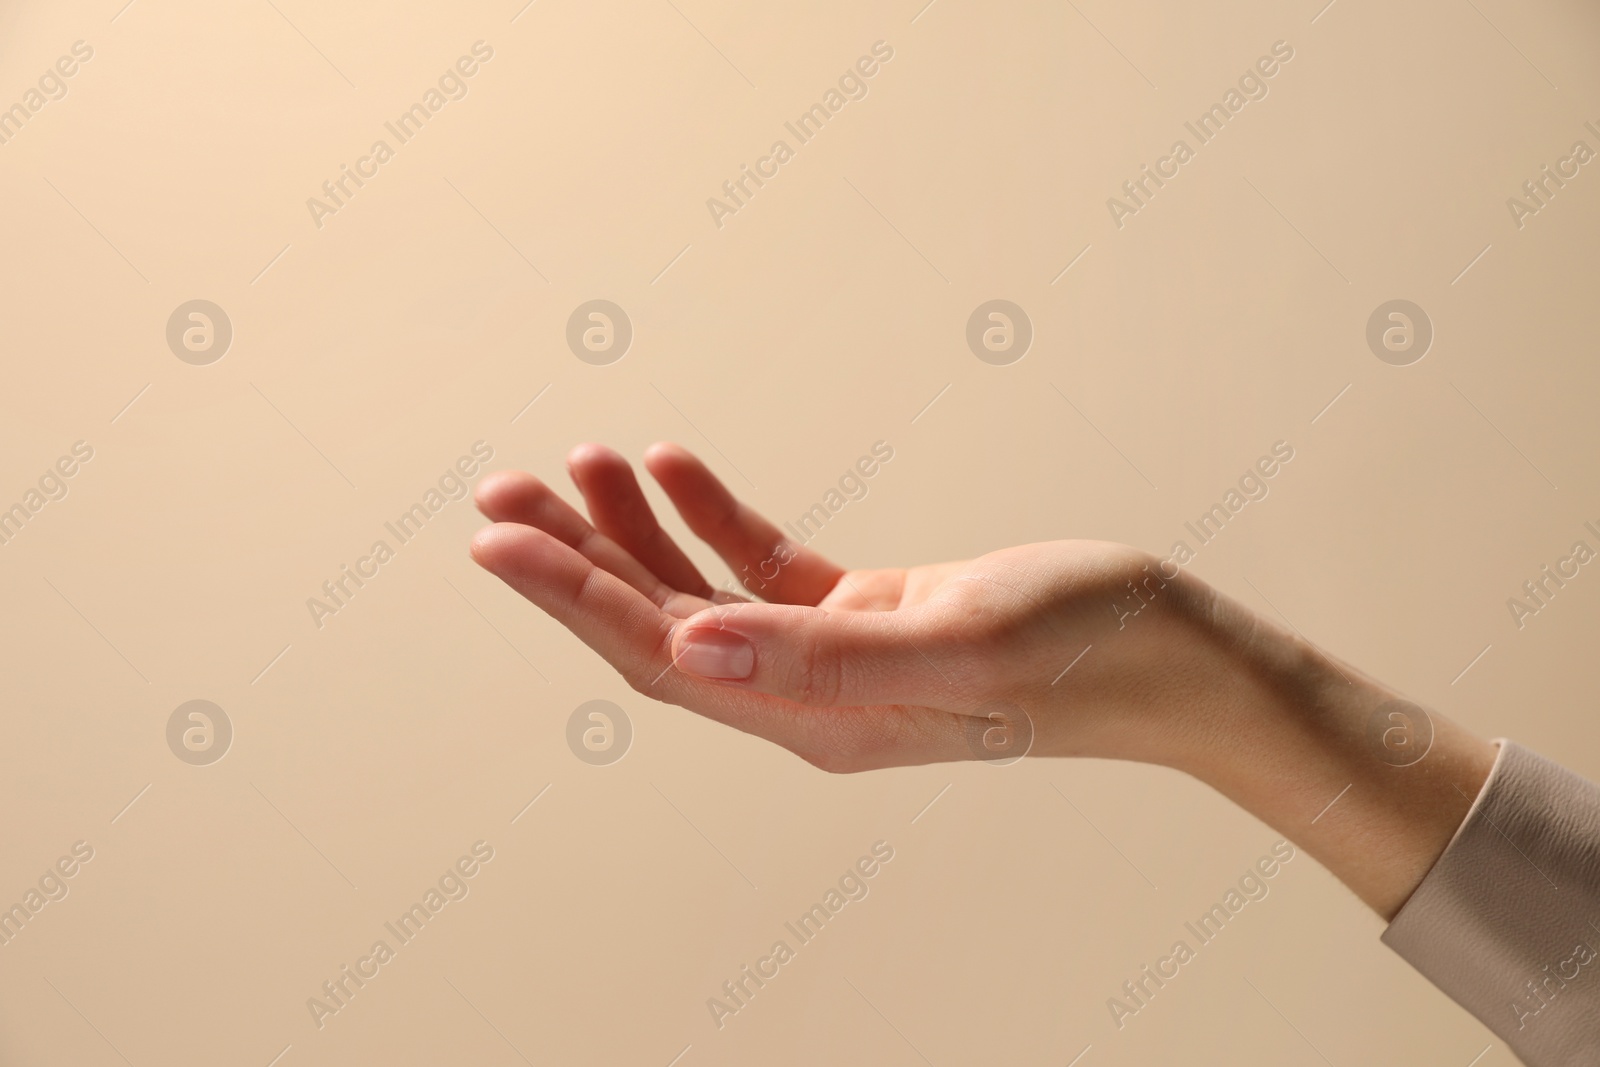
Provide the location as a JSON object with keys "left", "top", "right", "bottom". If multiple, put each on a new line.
{"left": 2, "top": 0, "right": 1599, "bottom": 1063}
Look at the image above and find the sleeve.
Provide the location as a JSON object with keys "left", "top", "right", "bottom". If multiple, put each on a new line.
{"left": 1382, "top": 740, "right": 1600, "bottom": 1067}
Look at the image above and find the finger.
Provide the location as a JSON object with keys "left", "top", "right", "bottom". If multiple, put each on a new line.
{"left": 565, "top": 443, "right": 716, "bottom": 598}
{"left": 644, "top": 442, "right": 845, "bottom": 606}
{"left": 471, "top": 522, "right": 678, "bottom": 689}
{"left": 474, "top": 470, "right": 709, "bottom": 618}
{"left": 668, "top": 601, "right": 983, "bottom": 709}
{"left": 470, "top": 523, "right": 966, "bottom": 766}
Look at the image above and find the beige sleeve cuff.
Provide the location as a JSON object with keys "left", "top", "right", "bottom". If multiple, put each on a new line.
{"left": 1382, "top": 740, "right": 1600, "bottom": 1067}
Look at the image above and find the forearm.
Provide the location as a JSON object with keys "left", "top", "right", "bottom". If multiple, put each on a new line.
{"left": 1163, "top": 585, "right": 1498, "bottom": 918}
{"left": 1102, "top": 587, "right": 1600, "bottom": 1064}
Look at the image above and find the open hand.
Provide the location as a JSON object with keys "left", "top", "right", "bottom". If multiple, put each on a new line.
{"left": 470, "top": 443, "right": 1242, "bottom": 772}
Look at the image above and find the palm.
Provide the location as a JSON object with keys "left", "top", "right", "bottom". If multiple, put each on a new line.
{"left": 816, "top": 562, "right": 958, "bottom": 613}
{"left": 825, "top": 543, "right": 1135, "bottom": 626}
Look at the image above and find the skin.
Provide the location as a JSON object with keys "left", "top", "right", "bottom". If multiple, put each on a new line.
{"left": 470, "top": 442, "right": 1498, "bottom": 920}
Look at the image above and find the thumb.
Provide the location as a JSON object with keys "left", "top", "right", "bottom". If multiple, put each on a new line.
{"left": 668, "top": 602, "right": 974, "bottom": 707}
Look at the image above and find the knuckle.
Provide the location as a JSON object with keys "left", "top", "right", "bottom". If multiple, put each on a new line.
{"left": 786, "top": 631, "right": 842, "bottom": 706}
{"left": 625, "top": 625, "right": 677, "bottom": 695}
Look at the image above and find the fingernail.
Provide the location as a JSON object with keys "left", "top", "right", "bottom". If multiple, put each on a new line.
{"left": 676, "top": 629, "right": 754, "bottom": 680}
